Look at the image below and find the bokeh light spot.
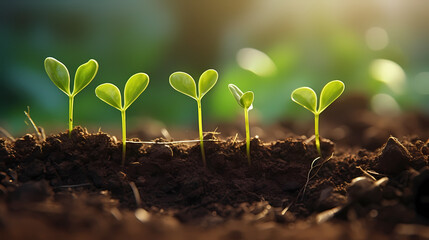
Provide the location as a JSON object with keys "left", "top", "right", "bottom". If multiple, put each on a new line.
{"left": 365, "top": 27, "right": 389, "bottom": 51}
{"left": 370, "top": 59, "right": 406, "bottom": 94}
{"left": 236, "top": 48, "right": 277, "bottom": 77}
{"left": 371, "top": 93, "right": 401, "bottom": 116}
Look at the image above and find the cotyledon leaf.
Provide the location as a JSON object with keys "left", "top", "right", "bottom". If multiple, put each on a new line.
{"left": 95, "top": 83, "right": 122, "bottom": 111}
{"left": 291, "top": 87, "right": 317, "bottom": 114}
{"left": 73, "top": 59, "right": 98, "bottom": 96}
{"left": 198, "top": 69, "right": 218, "bottom": 99}
{"left": 240, "top": 91, "right": 254, "bottom": 110}
{"left": 44, "top": 57, "right": 71, "bottom": 95}
{"left": 169, "top": 72, "right": 197, "bottom": 100}
{"left": 318, "top": 80, "right": 345, "bottom": 113}
{"left": 124, "top": 73, "right": 149, "bottom": 110}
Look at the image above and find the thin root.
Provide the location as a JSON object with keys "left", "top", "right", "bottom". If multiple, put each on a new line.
{"left": 0, "top": 127, "right": 15, "bottom": 141}
{"left": 24, "top": 106, "right": 45, "bottom": 142}
{"left": 299, "top": 152, "right": 334, "bottom": 201}
{"left": 129, "top": 181, "right": 142, "bottom": 208}
{"left": 357, "top": 166, "right": 377, "bottom": 181}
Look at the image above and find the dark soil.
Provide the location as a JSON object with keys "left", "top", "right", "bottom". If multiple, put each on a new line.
{"left": 1, "top": 101, "right": 429, "bottom": 239}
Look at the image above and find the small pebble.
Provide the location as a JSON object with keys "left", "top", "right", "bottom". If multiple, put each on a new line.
{"left": 375, "top": 136, "right": 411, "bottom": 175}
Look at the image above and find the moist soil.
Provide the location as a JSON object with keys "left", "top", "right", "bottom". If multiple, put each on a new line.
{"left": 1, "top": 101, "right": 429, "bottom": 239}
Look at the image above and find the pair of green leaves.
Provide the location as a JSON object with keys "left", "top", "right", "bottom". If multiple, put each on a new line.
{"left": 169, "top": 69, "right": 218, "bottom": 100}
{"left": 291, "top": 80, "right": 345, "bottom": 115}
{"left": 228, "top": 84, "right": 254, "bottom": 110}
{"left": 95, "top": 73, "right": 149, "bottom": 111}
{"left": 44, "top": 57, "right": 98, "bottom": 97}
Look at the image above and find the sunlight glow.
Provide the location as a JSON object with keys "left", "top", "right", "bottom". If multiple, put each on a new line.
{"left": 371, "top": 93, "right": 401, "bottom": 116}
{"left": 370, "top": 59, "right": 406, "bottom": 94}
{"left": 236, "top": 48, "right": 276, "bottom": 77}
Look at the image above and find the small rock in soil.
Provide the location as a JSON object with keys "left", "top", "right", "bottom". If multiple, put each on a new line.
{"left": 375, "top": 136, "right": 412, "bottom": 175}
{"left": 317, "top": 186, "right": 347, "bottom": 211}
{"left": 147, "top": 144, "right": 173, "bottom": 160}
{"left": 347, "top": 176, "right": 382, "bottom": 204}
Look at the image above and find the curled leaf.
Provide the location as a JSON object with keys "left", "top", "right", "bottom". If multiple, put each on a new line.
{"left": 228, "top": 84, "right": 244, "bottom": 108}
{"left": 229, "top": 84, "right": 254, "bottom": 110}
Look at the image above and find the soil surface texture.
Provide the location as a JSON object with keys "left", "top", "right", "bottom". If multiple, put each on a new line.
{"left": 1, "top": 104, "right": 429, "bottom": 239}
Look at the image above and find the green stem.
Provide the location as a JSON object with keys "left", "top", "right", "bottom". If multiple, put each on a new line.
{"left": 68, "top": 95, "right": 74, "bottom": 137}
{"left": 314, "top": 113, "right": 321, "bottom": 156}
{"left": 121, "top": 110, "right": 126, "bottom": 166}
{"left": 244, "top": 107, "right": 251, "bottom": 165}
{"left": 197, "top": 99, "right": 206, "bottom": 168}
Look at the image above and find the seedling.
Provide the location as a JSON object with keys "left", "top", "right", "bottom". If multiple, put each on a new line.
{"left": 95, "top": 73, "right": 149, "bottom": 166}
{"left": 291, "top": 80, "right": 345, "bottom": 156}
{"left": 169, "top": 69, "right": 218, "bottom": 167}
{"left": 228, "top": 84, "right": 254, "bottom": 165}
{"left": 44, "top": 57, "right": 98, "bottom": 136}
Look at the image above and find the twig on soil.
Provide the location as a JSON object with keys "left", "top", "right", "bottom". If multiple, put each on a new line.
{"left": 0, "top": 126, "right": 15, "bottom": 141}
{"left": 205, "top": 127, "right": 220, "bottom": 136}
{"left": 281, "top": 202, "right": 293, "bottom": 215}
{"left": 303, "top": 135, "right": 316, "bottom": 145}
{"left": 129, "top": 181, "right": 142, "bottom": 208}
{"left": 24, "top": 107, "right": 46, "bottom": 142}
{"left": 357, "top": 166, "right": 377, "bottom": 181}
{"left": 54, "top": 183, "right": 92, "bottom": 189}
{"left": 127, "top": 139, "right": 219, "bottom": 145}
{"left": 232, "top": 133, "right": 238, "bottom": 144}
{"left": 161, "top": 128, "right": 172, "bottom": 140}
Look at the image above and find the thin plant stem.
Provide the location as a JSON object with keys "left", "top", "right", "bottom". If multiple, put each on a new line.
{"left": 121, "top": 110, "right": 126, "bottom": 166}
{"left": 314, "top": 113, "right": 321, "bottom": 156}
{"left": 197, "top": 99, "right": 206, "bottom": 168}
{"left": 69, "top": 95, "right": 74, "bottom": 137}
{"left": 244, "top": 107, "right": 251, "bottom": 165}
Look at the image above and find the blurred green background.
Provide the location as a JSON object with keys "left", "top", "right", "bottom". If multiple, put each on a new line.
{"left": 1, "top": 0, "right": 429, "bottom": 137}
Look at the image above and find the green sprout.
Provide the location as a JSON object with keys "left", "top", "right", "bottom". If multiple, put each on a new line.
{"left": 169, "top": 69, "right": 218, "bottom": 168}
{"left": 228, "top": 84, "right": 254, "bottom": 165}
{"left": 44, "top": 57, "right": 98, "bottom": 136}
{"left": 95, "top": 73, "right": 149, "bottom": 166}
{"left": 291, "top": 80, "right": 345, "bottom": 156}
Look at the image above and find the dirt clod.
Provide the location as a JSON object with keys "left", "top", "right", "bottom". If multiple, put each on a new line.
{"left": 375, "top": 136, "right": 412, "bottom": 175}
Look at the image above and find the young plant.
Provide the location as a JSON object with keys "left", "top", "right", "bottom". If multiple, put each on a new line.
{"left": 95, "top": 73, "right": 149, "bottom": 166}
{"left": 169, "top": 69, "right": 218, "bottom": 168}
{"left": 44, "top": 57, "right": 98, "bottom": 136}
{"left": 228, "top": 84, "right": 254, "bottom": 165}
{"left": 291, "top": 80, "right": 345, "bottom": 156}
